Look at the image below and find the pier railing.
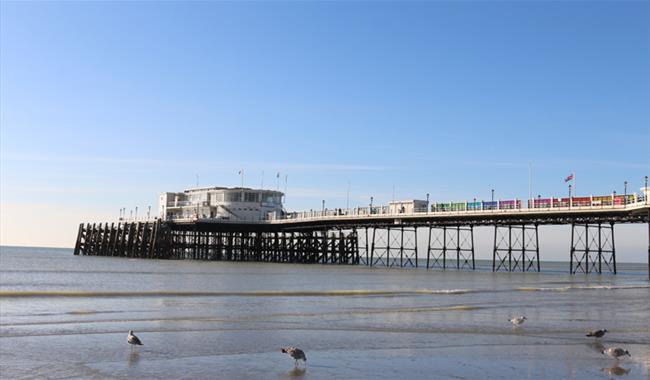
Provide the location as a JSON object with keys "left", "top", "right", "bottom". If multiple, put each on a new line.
{"left": 279, "top": 198, "right": 649, "bottom": 223}
{"left": 118, "top": 197, "right": 649, "bottom": 225}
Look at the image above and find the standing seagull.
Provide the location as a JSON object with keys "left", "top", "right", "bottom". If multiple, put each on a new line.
{"left": 127, "top": 330, "right": 143, "bottom": 350}
{"left": 281, "top": 347, "right": 307, "bottom": 367}
{"left": 602, "top": 347, "right": 630, "bottom": 360}
{"left": 586, "top": 329, "right": 608, "bottom": 338}
{"left": 509, "top": 316, "right": 527, "bottom": 326}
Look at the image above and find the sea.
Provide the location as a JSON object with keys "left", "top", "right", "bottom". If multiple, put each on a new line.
{"left": 1, "top": 246, "right": 648, "bottom": 379}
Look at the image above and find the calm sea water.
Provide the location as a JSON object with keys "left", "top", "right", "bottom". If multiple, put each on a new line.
{"left": 1, "top": 246, "right": 648, "bottom": 379}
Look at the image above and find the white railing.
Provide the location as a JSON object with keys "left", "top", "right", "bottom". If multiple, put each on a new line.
{"left": 280, "top": 198, "right": 649, "bottom": 222}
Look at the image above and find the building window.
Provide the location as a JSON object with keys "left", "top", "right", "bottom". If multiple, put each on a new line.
{"left": 245, "top": 192, "right": 259, "bottom": 202}
{"left": 262, "top": 193, "right": 282, "bottom": 204}
{"left": 226, "top": 192, "right": 242, "bottom": 202}
{"left": 262, "top": 194, "right": 273, "bottom": 203}
{"left": 211, "top": 192, "right": 224, "bottom": 203}
{"left": 190, "top": 193, "right": 207, "bottom": 203}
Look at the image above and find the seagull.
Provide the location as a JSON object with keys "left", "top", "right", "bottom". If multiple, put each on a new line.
{"left": 509, "top": 316, "right": 527, "bottom": 326}
{"left": 602, "top": 347, "right": 630, "bottom": 360}
{"left": 586, "top": 329, "right": 607, "bottom": 338}
{"left": 127, "top": 330, "right": 143, "bottom": 350}
{"left": 281, "top": 347, "right": 307, "bottom": 367}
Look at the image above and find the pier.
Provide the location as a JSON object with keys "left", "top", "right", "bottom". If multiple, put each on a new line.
{"left": 74, "top": 185, "right": 650, "bottom": 275}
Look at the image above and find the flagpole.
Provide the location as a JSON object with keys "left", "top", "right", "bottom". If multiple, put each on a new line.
{"left": 261, "top": 171, "right": 264, "bottom": 189}
{"left": 528, "top": 162, "right": 532, "bottom": 206}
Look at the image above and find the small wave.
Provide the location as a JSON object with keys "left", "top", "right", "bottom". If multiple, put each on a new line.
{"left": 516, "top": 287, "right": 570, "bottom": 292}
{"left": 571, "top": 284, "right": 650, "bottom": 290}
{"left": 66, "top": 310, "right": 97, "bottom": 315}
{"left": 0, "top": 289, "right": 477, "bottom": 298}
{"left": 413, "top": 289, "right": 478, "bottom": 295}
{"left": 345, "top": 304, "right": 483, "bottom": 314}
{"left": 440, "top": 305, "right": 481, "bottom": 311}
{"left": 516, "top": 284, "right": 650, "bottom": 292}
{"left": 245, "top": 304, "right": 483, "bottom": 319}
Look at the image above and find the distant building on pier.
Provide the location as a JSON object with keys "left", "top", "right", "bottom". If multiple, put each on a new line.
{"left": 388, "top": 200, "right": 428, "bottom": 214}
{"left": 159, "top": 187, "right": 284, "bottom": 222}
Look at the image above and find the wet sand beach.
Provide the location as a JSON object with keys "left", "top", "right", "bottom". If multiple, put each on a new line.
{"left": 1, "top": 246, "right": 648, "bottom": 379}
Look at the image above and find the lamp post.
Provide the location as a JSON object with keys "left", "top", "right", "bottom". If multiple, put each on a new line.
{"left": 370, "top": 196, "right": 374, "bottom": 214}
{"left": 147, "top": 205, "right": 151, "bottom": 220}
{"left": 346, "top": 181, "right": 350, "bottom": 211}
{"left": 491, "top": 189, "right": 495, "bottom": 203}
{"left": 568, "top": 185, "right": 572, "bottom": 208}
{"left": 322, "top": 200, "right": 325, "bottom": 215}
{"left": 646, "top": 176, "right": 650, "bottom": 277}
{"left": 624, "top": 181, "right": 627, "bottom": 205}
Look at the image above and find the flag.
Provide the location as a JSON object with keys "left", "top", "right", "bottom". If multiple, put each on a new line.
{"left": 564, "top": 173, "right": 574, "bottom": 182}
{"left": 238, "top": 170, "right": 242, "bottom": 175}
{"left": 276, "top": 172, "right": 280, "bottom": 178}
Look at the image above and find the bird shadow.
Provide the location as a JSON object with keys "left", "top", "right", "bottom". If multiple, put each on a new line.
{"left": 285, "top": 367, "right": 307, "bottom": 378}
{"left": 601, "top": 364, "right": 631, "bottom": 377}
{"left": 127, "top": 351, "right": 140, "bottom": 367}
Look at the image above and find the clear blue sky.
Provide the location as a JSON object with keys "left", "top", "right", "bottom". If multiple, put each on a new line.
{"left": 1, "top": 1, "right": 649, "bottom": 254}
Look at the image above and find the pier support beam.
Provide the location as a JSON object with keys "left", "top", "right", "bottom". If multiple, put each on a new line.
{"left": 369, "top": 226, "right": 417, "bottom": 267}
{"left": 73, "top": 224, "right": 85, "bottom": 256}
{"left": 570, "top": 223, "right": 616, "bottom": 274}
{"left": 493, "top": 224, "right": 540, "bottom": 272}
{"left": 426, "top": 225, "right": 474, "bottom": 270}
{"left": 358, "top": 227, "right": 370, "bottom": 266}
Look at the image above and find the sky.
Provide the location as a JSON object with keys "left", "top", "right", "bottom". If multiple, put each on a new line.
{"left": 1, "top": 1, "right": 649, "bottom": 260}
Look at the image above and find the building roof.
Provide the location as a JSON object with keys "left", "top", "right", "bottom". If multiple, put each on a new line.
{"left": 183, "top": 186, "right": 284, "bottom": 195}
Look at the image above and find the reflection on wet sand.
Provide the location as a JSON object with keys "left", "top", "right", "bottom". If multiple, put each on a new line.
{"left": 286, "top": 367, "right": 306, "bottom": 378}
{"left": 587, "top": 341, "right": 605, "bottom": 354}
{"left": 602, "top": 365, "right": 630, "bottom": 376}
{"left": 127, "top": 351, "right": 140, "bottom": 367}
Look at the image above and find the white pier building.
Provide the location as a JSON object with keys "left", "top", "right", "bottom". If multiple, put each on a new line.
{"left": 159, "top": 187, "right": 284, "bottom": 222}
